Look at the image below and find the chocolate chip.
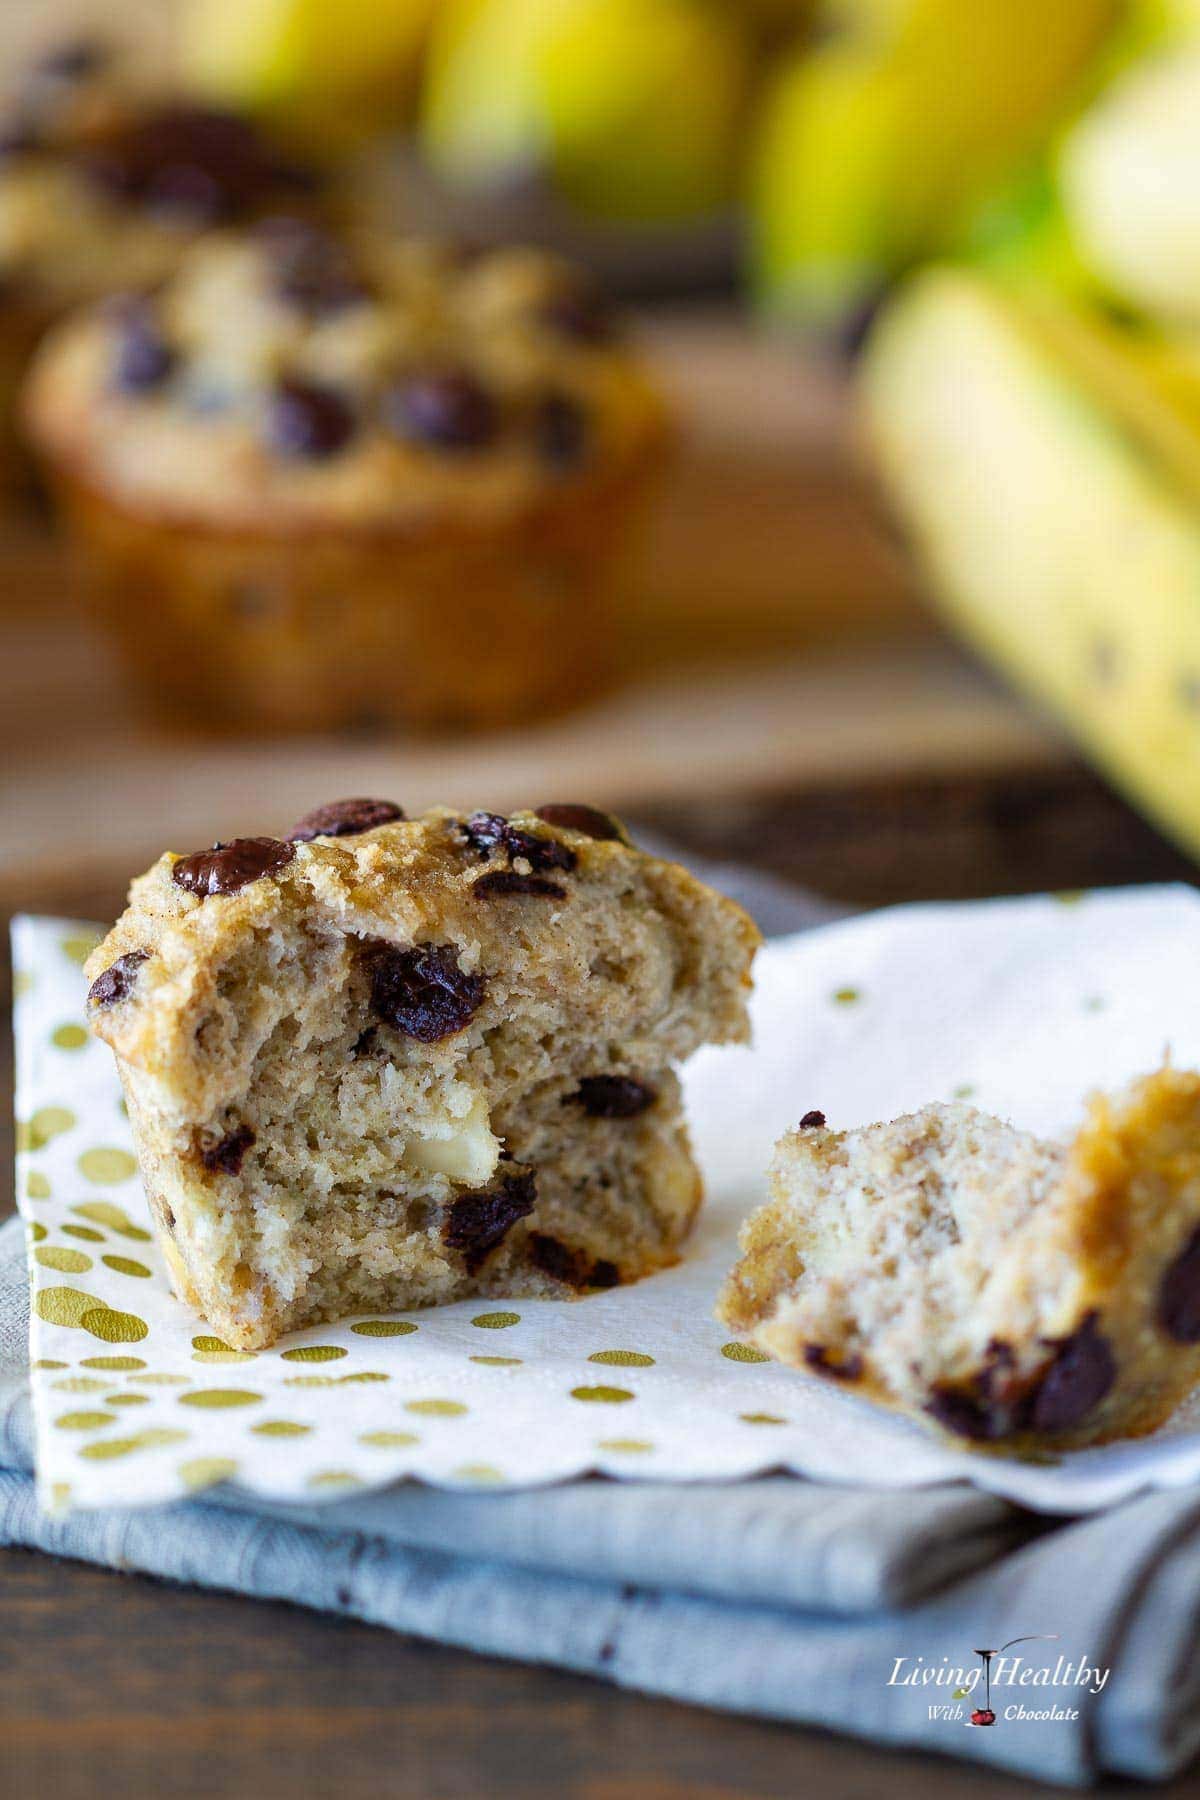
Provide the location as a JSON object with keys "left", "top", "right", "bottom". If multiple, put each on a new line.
{"left": 80, "top": 106, "right": 312, "bottom": 225}
{"left": 534, "top": 393, "right": 590, "bottom": 469}
{"left": 1029, "top": 1313, "right": 1116, "bottom": 1433}
{"left": 363, "top": 941, "right": 485, "bottom": 1042}
{"left": 528, "top": 1232, "right": 617, "bottom": 1290}
{"left": 925, "top": 1384, "right": 998, "bottom": 1442}
{"left": 460, "top": 812, "right": 509, "bottom": 857}
{"left": 262, "top": 218, "right": 369, "bottom": 317}
{"left": 287, "top": 798, "right": 405, "bottom": 842}
{"left": 571, "top": 1077, "right": 657, "bottom": 1120}
{"left": 172, "top": 837, "right": 295, "bottom": 898}
{"left": 385, "top": 371, "right": 497, "bottom": 452}
{"left": 803, "top": 1344, "right": 863, "bottom": 1382}
{"left": 461, "top": 812, "right": 576, "bottom": 873}
{"left": 473, "top": 872, "right": 568, "bottom": 901}
{"left": 534, "top": 804, "right": 627, "bottom": 843}
{"left": 200, "top": 1123, "right": 255, "bottom": 1176}
{"left": 1158, "top": 1224, "right": 1200, "bottom": 1341}
{"left": 266, "top": 378, "right": 356, "bottom": 459}
{"left": 109, "top": 300, "right": 175, "bottom": 393}
{"left": 540, "top": 285, "right": 615, "bottom": 345}
{"left": 87, "top": 949, "right": 149, "bottom": 1009}
{"left": 928, "top": 1319, "right": 1115, "bottom": 1442}
{"left": 441, "top": 1168, "right": 537, "bottom": 1275}
{"left": 799, "top": 1111, "right": 827, "bottom": 1130}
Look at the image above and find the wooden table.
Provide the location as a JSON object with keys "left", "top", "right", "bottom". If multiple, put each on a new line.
{"left": 5, "top": 763, "right": 1200, "bottom": 1800}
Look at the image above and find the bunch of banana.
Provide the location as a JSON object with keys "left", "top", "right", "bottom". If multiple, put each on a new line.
{"left": 418, "top": 0, "right": 755, "bottom": 223}
{"left": 180, "top": 0, "right": 439, "bottom": 146}
{"left": 752, "top": 0, "right": 1123, "bottom": 333}
{"left": 862, "top": 269, "right": 1200, "bottom": 859}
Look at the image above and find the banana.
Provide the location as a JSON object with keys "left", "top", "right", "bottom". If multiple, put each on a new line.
{"left": 180, "top": 0, "right": 438, "bottom": 144}
{"left": 420, "top": 0, "right": 753, "bottom": 223}
{"left": 1061, "top": 43, "right": 1200, "bottom": 325}
{"left": 862, "top": 268, "right": 1200, "bottom": 861}
{"left": 753, "top": 0, "right": 1123, "bottom": 332}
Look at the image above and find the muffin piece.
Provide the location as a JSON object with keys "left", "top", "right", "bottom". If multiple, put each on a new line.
{"left": 24, "top": 220, "right": 668, "bottom": 731}
{"left": 719, "top": 1070, "right": 1200, "bottom": 1451}
{"left": 85, "top": 802, "right": 759, "bottom": 1350}
{"left": 0, "top": 38, "right": 319, "bottom": 484}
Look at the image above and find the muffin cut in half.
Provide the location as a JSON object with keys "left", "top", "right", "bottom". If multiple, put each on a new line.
{"left": 719, "top": 1069, "right": 1200, "bottom": 1451}
{"left": 86, "top": 801, "right": 760, "bottom": 1349}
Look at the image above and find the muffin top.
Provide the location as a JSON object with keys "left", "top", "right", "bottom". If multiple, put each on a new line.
{"left": 23, "top": 219, "right": 667, "bottom": 528}
{"left": 0, "top": 38, "right": 318, "bottom": 305}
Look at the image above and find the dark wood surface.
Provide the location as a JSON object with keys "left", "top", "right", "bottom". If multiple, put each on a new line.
{"left": 5, "top": 764, "right": 1200, "bottom": 1800}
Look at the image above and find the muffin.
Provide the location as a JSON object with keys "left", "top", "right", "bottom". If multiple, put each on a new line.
{"left": 719, "top": 1069, "right": 1200, "bottom": 1451}
{"left": 84, "top": 799, "right": 760, "bottom": 1350}
{"left": 0, "top": 37, "right": 321, "bottom": 484}
{"left": 24, "top": 219, "right": 668, "bottom": 731}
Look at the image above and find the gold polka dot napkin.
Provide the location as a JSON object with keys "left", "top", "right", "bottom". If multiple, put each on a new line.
{"left": 16, "top": 892, "right": 1200, "bottom": 1514}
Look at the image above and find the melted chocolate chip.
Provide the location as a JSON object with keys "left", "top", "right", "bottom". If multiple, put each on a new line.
{"left": 927, "top": 1318, "right": 1115, "bottom": 1442}
{"left": 201, "top": 1123, "right": 255, "bottom": 1176}
{"left": 925, "top": 1384, "right": 998, "bottom": 1442}
{"left": 364, "top": 941, "right": 485, "bottom": 1042}
{"left": 110, "top": 300, "right": 175, "bottom": 393}
{"left": 540, "top": 285, "right": 615, "bottom": 345}
{"left": 803, "top": 1344, "right": 863, "bottom": 1382}
{"left": 385, "top": 371, "right": 497, "bottom": 452}
{"left": 266, "top": 378, "right": 356, "bottom": 458}
{"left": 81, "top": 106, "right": 313, "bottom": 224}
{"left": 534, "top": 803, "right": 627, "bottom": 843}
{"left": 1158, "top": 1224, "right": 1200, "bottom": 1342}
{"left": 441, "top": 1168, "right": 537, "bottom": 1275}
{"left": 572, "top": 1077, "right": 657, "bottom": 1120}
{"left": 534, "top": 392, "right": 590, "bottom": 469}
{"left": 287, "top": 798, "right": 405, "bottom": 842}
{"left": 1029, "top": 1313, "right": 1116, "bottom": 1433}
{"left": 172, "top": 837, "right": 295, "bottom": 898}
{"left": 473, "top": 871, "right": 568, "bottom": 901}
{"left": 799, "top": 1110, "right": 827, "bottom": 1130}
{"left": 87, "top": 949, "right": 149, "bottom": 1008}
{"left": 528, "top": 1232, "right": 617, "bottom": 1290}
{"left": 461, "top": 812, "right": 576, "bottom": 873}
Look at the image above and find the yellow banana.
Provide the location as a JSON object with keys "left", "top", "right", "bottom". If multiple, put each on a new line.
{"left": 863, "top": 268, "right": 1200, "bottom": 861}
{"left": 753, "top": 0, "right": 1123, "bottom": 331}
{"left": 421, "top": 0, "right": 753, "bottom": 223}
{"left": 180, "top": 0, "right": 438, "bottom": 144}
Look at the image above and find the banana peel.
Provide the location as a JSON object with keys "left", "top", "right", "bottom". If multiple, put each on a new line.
{"left": 753, "top": 0, "right": 1124, "bottom": 333}
{"left": 862, "top": 268, "right": 1200, "bottom": 862}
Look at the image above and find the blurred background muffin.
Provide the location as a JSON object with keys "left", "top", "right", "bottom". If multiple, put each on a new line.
{"left": 23, "top": 220, "right": 667, "bottom": 732}
{"left": 0, "top": 31, "right": 328, "bottom": 485}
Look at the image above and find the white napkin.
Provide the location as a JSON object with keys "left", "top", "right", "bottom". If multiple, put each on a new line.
{"left": 15, "top": 886, "right": 1200, "bottom": 1515}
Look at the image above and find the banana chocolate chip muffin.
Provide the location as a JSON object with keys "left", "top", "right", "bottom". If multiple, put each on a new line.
{"left": 0, "top": 38, "right": 318, "bottom": 481}
{"left": 85, "top": 801, "right": 759, "bottom": 1350}
{"left": 719, "top": 1069, "right": 1200, "bottom": 1451}
{"left": 24, "top": 219, "right": 668, "bottom": 730}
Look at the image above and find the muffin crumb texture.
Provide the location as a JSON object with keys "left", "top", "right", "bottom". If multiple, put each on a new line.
{"left": 86, "top": 804, "right": 759, "bottom": 1350}
{"left": 719, "top": 1069, "right": 1200, "bottom": 1450}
